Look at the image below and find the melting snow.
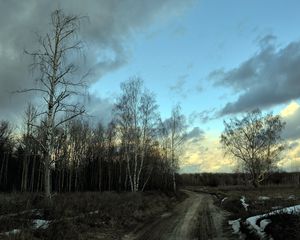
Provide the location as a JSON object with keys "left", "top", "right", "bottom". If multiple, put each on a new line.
{"left": 4, "top": 229, "right": 21, "bottom": 236}
{"left": 241, "top": 196, "right": 249, "bottom": 211}
{"left": 33, "top": 219, "right": 50, "bottom": 229}
{"left": 246, "top": 204, "right": 300, "bottom": 239}
{"left": 228, "top": 218, "right": 241, "bottom": 234}
{"left": 259, "top": 219, "right": 271, "bottom": 230}
{"left": 258, "top": 196, "right": 270, "bottom": 201}
{"left": 221, "top": 197, "right": 227, "bottom": 204}
{"left": 288, "top": 195, "right": 296, "bottom": 200}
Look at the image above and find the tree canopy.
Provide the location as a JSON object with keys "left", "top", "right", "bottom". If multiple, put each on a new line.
{"left": 220, "top": 109, "right": 285, "bottom": 187}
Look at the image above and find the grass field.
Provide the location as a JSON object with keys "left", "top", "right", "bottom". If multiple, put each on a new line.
{"left": 0, "top": 191, "right": 186, "bottom": 240}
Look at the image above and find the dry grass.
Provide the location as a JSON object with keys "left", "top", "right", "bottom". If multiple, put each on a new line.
{"left": 0, "top": 191, "right": 184, "bottom": 240}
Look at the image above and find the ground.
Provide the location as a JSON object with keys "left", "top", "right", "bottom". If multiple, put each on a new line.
{"left": 186, "top": 185, "right": 300, "bottom": 240}
{"left": 123, "top": 190, "right": 236, "bottom": 240}
{"left": 0, "top": 186, "right": 299, "bottom": 240}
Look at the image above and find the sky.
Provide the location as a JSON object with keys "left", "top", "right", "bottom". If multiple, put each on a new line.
{"left": 1, "top": 0, "right": 300, "bottom": 173}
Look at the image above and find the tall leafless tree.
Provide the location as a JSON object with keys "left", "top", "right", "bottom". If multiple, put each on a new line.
{"left": 0, "top": 121, "right": 13, "bottom": 187}
{"left": 159, "top": 105, "right": 186, "bottom": 192}
{"left": 18, "top": 10, "right": 86, "bottom": 200}
{"left": 20, "top": 103, "right": 38, "bottom": 192}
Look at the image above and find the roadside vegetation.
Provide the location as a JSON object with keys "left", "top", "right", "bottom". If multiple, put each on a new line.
{"left": 0, "top": 191, "right": 186, "bottom": 240}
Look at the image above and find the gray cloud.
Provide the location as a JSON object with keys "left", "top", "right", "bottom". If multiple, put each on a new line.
{"left": 189, "top": 108, "right": 216, "bottom": 125}
{"left": 288, "top": 141, "right": 299, "bottom": 149}
{"left": 170, "top": 74, "right": 189, "bottom": 98}
{"left": 195, "top": 83, "right": 203, "bottom": 92}
{"left": 0, "top": 0, "right": 194, "bottom": 121}
{"left": 84, "top": 94, "right": 114, "bottom": 126}
{"left": 282, "top": 107, "right": 300, "bottom": 140}
{"left": 209, "top": 34, "right": 300, "bottom": 115}
{"left": 184, "top": 127, "right": 205, "bottom": 142}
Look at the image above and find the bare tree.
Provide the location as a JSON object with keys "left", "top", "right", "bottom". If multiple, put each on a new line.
{"left": 20, "top": 103, "right": 38, "bottom": 192}
{"left": 114, "top": 78, "right": 158, "bottom": 191}
{"left": 0, "top": 121, "right": 12, "bottom": 151}
{"left": 159, "top": 105, "right": 186, "bottom": 192}
{"left": 220, "top": 109, "right": 285, "bottom": 187}
{"left": 0, "top": 121, "right": 13, "bottom": 187}
{"left": 18, "top": 10, "right": 86, "bottom": 199}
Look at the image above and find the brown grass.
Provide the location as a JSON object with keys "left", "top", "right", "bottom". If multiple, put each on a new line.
{"left": 0, "top": 191, "right": 183, "bottom": 240}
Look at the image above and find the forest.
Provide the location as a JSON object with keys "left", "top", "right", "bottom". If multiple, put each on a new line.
{"left": 0, "top": 10, "right": 187, "bottom": 198}
{"left": 0, "top": 78, "right": 186, "bottom": 194}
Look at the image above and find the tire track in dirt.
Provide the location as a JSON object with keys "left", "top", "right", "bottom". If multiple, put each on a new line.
{"left": 123, "top": 190, "right": 233, "bottom": 240}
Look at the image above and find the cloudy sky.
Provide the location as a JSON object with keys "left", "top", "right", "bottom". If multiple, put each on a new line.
{"left": 1, "top": 0, "right": 300, "bottom": 173}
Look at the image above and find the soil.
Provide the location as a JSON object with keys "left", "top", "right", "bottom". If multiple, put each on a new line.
{"left": 122, "top": 190, "right": 235, "bottom": 240}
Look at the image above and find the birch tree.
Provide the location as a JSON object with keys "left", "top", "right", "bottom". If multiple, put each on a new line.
{"left": 164, "top": 105, "right": 186, "bottom": 192}
{"left": 0, "top": 121, "right": 13, "bottom": 188}
{"left": 20, "top": 103, "right": 38, "bottom": 192}
{"left": 114, "top": 78, "right": 158, "bottom": 191}
{"left": 19, "top": 10, "right": 86, "bottom": 200}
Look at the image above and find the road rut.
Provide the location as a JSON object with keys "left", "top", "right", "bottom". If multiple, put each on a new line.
{"left": 123, "top": 190, "right": 232, "bottom": 240}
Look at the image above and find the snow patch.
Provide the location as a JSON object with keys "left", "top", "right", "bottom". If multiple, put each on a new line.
{"left": 221, "top": 197, "right": 227, "bottom": 204}
{"left": 228, "top": 218, "right": 241, "bottom": 234}
{"left": 260, "top": 219, "right": 271, "bottom": 231}
{"left": 258, "top": 196, "right": 270, "bottom": 201}
{"left": 33, "top": 219, "right": 50, "bottom": 229}
{"left": 246, "top": 215, "right": 266, "bottom": 238}
{"left": 288, "top": 195, "right": 296, "bottom": 200}
{"left": 241, "top": 196, "right": 249, "bottom": 211}
{"left": 161, "top": 212, "right": 172, "bottom": 218}
{"left": 246, "top": 204, "right": 300, "bottom": 239}
{"left": 4, "top": 229, "right": 21, "bottom": 236}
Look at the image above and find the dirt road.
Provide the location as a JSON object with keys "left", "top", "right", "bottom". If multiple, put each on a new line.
{"left": 123, "top": 190, "right": 232, "bottom": 240}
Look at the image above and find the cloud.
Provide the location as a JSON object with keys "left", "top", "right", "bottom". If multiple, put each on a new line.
{"left": 184, "top": 127, "right": 205, "bottom": 142}
{"left": 84, "top": 94, "right": 114, "bottom": 126}
{"left": 188, "top": 108, "right": 216, "bottom": 125}
{"left": 180, "top": 132, "right": 235, "bottom": 173}
{"left": 170, "top": 74, "right": 189, "bottom": 98}
{"left": 181, "top": 102, "right": 300, "bottom": 173}
{"left": 195, "top": 84, "right": 203, "bottom": 92}
{"left": 278, "top": 138, "right": 300, "bottom": 172}
{"left": 209, "top": 34, "right": 300, "bottom": 115}
{"left": 0, "top": 0, "right": 194, "bottom": 121}
{"left": 171, "top": 24, "right": 187, "bottom": 38}
{"left": 281, "top": 101, "right": 300, "bottom": 140}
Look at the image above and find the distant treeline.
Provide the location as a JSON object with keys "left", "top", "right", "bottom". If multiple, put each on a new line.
{"left": 0, "top": 120, "right": 174, "bottom": 193}
{"left": 0, "top": 151, "right": 173, "bottom": 193}
{"left": 178, "top": 172, "right": 300, "bottom": 187}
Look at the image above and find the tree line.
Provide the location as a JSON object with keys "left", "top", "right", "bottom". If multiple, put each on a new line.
{"left": 0, "top": 10, "right": 187, "bottom": 199}
{"left": 179, "top": 172, "right": 300, "bottom": 187}
{"left": 0, "top": 78, "right": 186, "bottom": 195}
